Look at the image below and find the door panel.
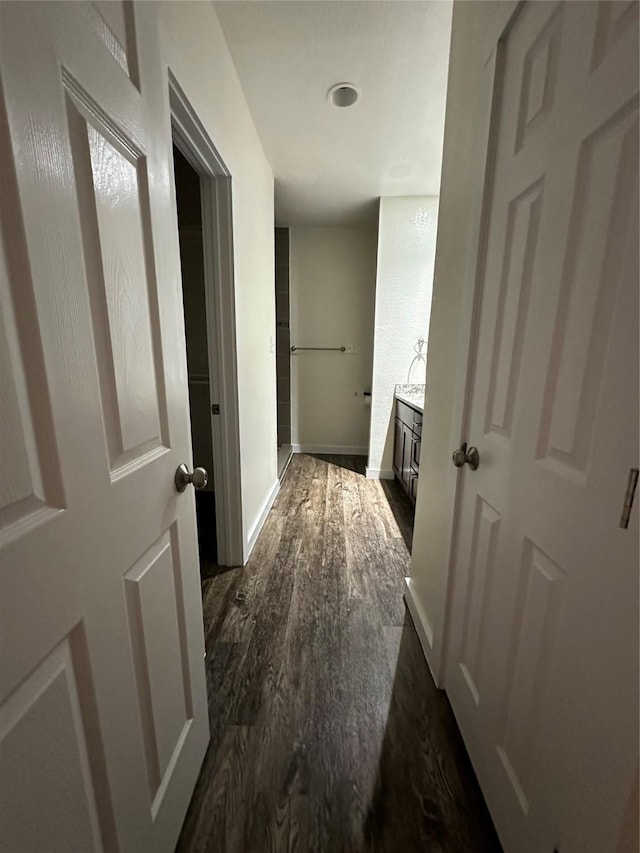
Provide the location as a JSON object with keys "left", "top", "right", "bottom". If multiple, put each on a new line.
{"left": 535, "top": 101, "right": 637, "bottom": 476}
{"left": 457, "top": 496, "right": 501, "bottom": 707}
{"left": 0, "top": 635, "right": 110, "bottom": 853}
{"left": 483, "top": 178, "right": 542, "bottom": 441}
{"left": 124, "top": 528, "right": 192, "bottom": 802}
{"left": 81, "top": 0, "right": 137, "bottom": 82}
{"left": 0, "top": 3, "right": 209, "bottom": 850}
{"left": 68, "top": 90, "right": 168, "bottom": 472}
{"left": 494, "top": 539, "right": 567, "bottom": 814}
{"left": 0, "top": 231, "right": 66, "bottom": 540}
{"left": 445, "top": 3, "right": 638, "bottom": 851}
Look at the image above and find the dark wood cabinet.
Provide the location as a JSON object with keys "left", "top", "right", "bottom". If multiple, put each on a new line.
{"left": 393, "top": 417, "right": 405, "bottom": 476}
{"left": 409, "top": 470, "right": 419, "bottom": 503}
{"left": 392, "top": 398, "right": 422, "bottom": 507}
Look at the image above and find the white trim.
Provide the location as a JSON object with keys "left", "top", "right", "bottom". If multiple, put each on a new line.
{"left": 292, "top": 444, "right": 368, "bottom": 455}
{"left": 365, "top": 467, "right": 395, "bottom": 480}
{"left": 169, "top": 73, "right": 244, "bottom": 567}
{"left": 403, "top": 577, "right": 442, "bottom": 687}
{"left": 278, "top": 448, "right": 293, "bottom": 481}
{"left": 244, "top": 479, "right": 280, "bottom": 563}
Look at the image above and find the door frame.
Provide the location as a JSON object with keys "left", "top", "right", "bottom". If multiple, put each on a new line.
{"left": 169, "top": 72, "right": 243, "bottom": 567}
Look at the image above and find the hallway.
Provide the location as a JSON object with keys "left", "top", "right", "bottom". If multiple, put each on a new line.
{"left": 178, "top": 454, "right": 500, "bottom": 852}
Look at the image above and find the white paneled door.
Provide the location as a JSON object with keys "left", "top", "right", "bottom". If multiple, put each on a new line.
{"left": 0, "top": 3, "right": 208, "bottom": 851}
{"left": 446, "top": 3, "right": 638, "bottom": 852}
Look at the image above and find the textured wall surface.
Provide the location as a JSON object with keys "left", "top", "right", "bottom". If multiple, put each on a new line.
{"left": 290, "top": 227, "right": 377, "bottom": 453}
{"left": 367, "top": 196, "right": 439, "bottom": 477}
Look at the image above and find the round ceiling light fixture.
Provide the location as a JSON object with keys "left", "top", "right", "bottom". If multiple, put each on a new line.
{"left": 327, "top": 83, "right": 359, "bottom": 108}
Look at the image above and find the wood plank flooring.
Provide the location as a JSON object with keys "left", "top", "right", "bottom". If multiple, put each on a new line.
{"left": 177, "top": 454, "right": 501, "bottom": 853}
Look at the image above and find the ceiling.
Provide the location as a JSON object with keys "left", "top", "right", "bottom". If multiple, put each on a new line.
{"left": 214, "top": 1, "right": 453, "bottom": 226}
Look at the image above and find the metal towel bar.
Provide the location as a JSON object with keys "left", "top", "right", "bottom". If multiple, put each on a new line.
{"left": 290, "top": 346, "right": 346, "bottom": 352}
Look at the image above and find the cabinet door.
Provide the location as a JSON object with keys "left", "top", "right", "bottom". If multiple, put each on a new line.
{"left": 409, "top": 474, "right": 419, "bottom": 504}
{"left": 411, "top": 432, "right": 421, "bottom": 474}
{"left": 393, "top": 418, "right": 405, "bottom": 476}
{"left": 401, "top": 423, "right": 413, "bottom": 488}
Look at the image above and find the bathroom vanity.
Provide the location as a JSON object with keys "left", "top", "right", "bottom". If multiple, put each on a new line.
{"left": 392, "top": 385, "right": 424, "bottom": 506}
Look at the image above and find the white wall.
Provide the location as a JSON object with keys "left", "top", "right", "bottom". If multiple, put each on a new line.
{"left": 290, "top": 227, "right": 377, "bottom": 454}
{"left": 367, "top": 197, "right": 438, "bottom": 478}
{"left": 159, "top": 2, "right": 278, "bottom": 559}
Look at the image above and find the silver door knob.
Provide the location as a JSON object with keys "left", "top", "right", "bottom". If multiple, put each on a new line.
{"left": 175, "top": 464, "right": 208, "bottom": 492}
{"left": 452, "top": 444, "right": 479, "bottom": 471}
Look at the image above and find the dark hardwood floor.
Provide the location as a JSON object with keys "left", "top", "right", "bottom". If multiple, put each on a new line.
{"left": 177, "top": 454, "right": 501, "bottom": 853}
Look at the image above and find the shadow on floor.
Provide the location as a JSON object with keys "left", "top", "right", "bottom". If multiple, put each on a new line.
{"left": 361, "top": 609, "right": 503, "bottom": 852}
{"left": 379, "top": 478, "right": 414, "bottom": 553}
{"left": 307, "top": 453, "right": 367, "bottom": 476}
{"left": 200, "top": 561, "right": 239, "bottom": 582}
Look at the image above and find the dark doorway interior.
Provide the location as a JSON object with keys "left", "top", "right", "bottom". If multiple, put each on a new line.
{"left": 173, "top": 145, "right": 217, "bottom": 565}
{"left": 275, "top": 227, "right": 292, "bottom": 478}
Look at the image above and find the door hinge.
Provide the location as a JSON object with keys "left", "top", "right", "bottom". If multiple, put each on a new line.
{"left": 211, "top": 403, "right": 220, "bottom": 415}
{"left": 619, "top": 468, "right": 639, "bottom": 529}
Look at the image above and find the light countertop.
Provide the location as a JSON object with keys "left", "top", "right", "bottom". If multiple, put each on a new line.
{"left": 395, "top": 384, "right": 425, "bottom": 413}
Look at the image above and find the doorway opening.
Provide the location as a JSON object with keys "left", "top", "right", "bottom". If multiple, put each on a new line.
{"left": 169, "top": 74, "right": 244, "bottom": 568}
{"left": 173, "top": 146, "right": 217, "bottom": 564}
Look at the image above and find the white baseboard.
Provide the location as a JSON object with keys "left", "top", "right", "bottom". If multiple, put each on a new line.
{"left": 404, "top": 577, "right": 442, "bottom": 688}
{"left": 365, "top": 467, "right": 395, "bottom": 480}
{"left": 244, "top": 478, "right": 280, "bottom": 563}
{"left": 292, "top": 444, "right": 368, "bottom": 456}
